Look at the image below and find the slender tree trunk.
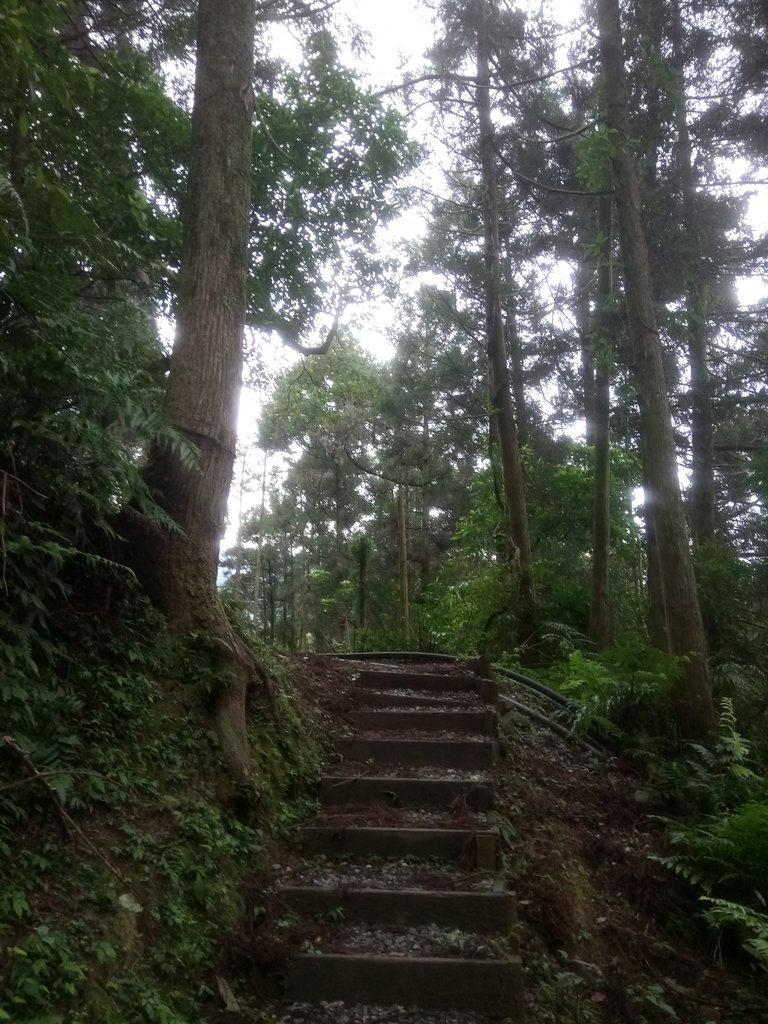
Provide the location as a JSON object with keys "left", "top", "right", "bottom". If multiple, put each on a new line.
{"left": 397, "top": 486, "right": 410, "bottom": 639}
{"left": 501, "top": 239, "right": 529, "bottom": 449}
{"left": 233, "top": 452, "right": 247, "bottom": 603}
{"left": 267, "top": 558, "right": 275, "bottom": 644}
{"left": 253, "top": 451, "right": 268, "bottom": 627}
{"left": 589, "top": 196, "right": 614, "bottom": 651}
{"left": 296, "top": 556, "right": 305, "bottom": 652}
{"left": 595, "top": 0, "right": 715, "bottom": 742}
{"left": 357, "top": 536, "right": 369, "bottom": 635}
{"left": 288, "top": 545, "right": 296, "bottom": 651}
{"left": 475, "top": 0, "right": 535, "bottom": 645}
{"left": 420, "top": 411, "right": 433, "bottom": 592}
{"left": 134, "top": 0, "right": 262, "bottom": 783}
{"left": 577, "top": 251, "right": 597, "bottom": 447}
{"left": 261, "top": 566, "right": 268, "bottom": 643}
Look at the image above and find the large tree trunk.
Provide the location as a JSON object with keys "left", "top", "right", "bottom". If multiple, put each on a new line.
{"left": 475, "top": 0, "right": 536, "bottom": 646}
{"left": 595, "top": 0, "right": 716, "bottom": 743}
{"left": 137, "top": 0, "right": 263, "bottom": 783}
{"left": 589, "top": 197, "right": 614, "bottom": 651}
{"left": 669, "top": 0, "right": 716, "bottom": 548}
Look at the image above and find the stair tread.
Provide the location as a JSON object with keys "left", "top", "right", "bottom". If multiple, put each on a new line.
{"left": 275, "top": 1005, "right": 489, "bottom": 1024}
{"left": 303, "top": 806, "right": 489, "bottom": 828}
{"left": 323, "top": 764, "right": 492, "bottom": 780}
{"left": 277, "top": 662, "right": 515, "bottom": 1018}
{"left": 278, "top": 861, "right": 501, "bottom": 892}
{"left": 286, "top": 951, "right": 523, "bottom": 1017}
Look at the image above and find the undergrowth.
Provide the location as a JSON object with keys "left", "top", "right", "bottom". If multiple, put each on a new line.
{"left": 550, "top": 647, "right": 768, "bottom": 973}
{"left": 0, "top": 585, "right": 323, "bottom": 1023}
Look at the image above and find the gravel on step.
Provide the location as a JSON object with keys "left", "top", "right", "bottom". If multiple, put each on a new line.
{"left": 277, "top": 860, "right": 497, "bottom": 892}
{"left": 334, "top": 728, "right": 491, "bottom": 741}
{"left": 272, "top": 1000, "right": 489, "bottom": 1023}
{"left": 323, "top": 762, "right": 493, "bottom": 782}
{"left": 304, "top": 806, "right": 488, "bottom": 828}
{"left": 358, "top": 703, "right": 481, "bottom": 712}
{"left": 357, "top": 688, "right": 478, "bottom": 705}
{"left": 313, "top": 922, "right": 501, "bottom": 960}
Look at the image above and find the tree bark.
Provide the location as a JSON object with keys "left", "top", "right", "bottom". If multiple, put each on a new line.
{"left": 589, "top": 196, "right": 614, "bottom": 651}
{"left": 475, "top": 0, "right": 536, "bottom": 646}
{"left": 136, "top": 0, "right": 263, "bottom": 783}
{"left": 595, "top": 0, "right": 716, "bottom": 742}
{"left": 670, "top": 0, "right": 716, "bottom": 547}
{"left": 420, "top": 410, "right": 433, "bottom": 592}
{"left": 502, "top": 238, "right": 529, "bottom": 449}
{"left": 356, "top": 536, "right": 369, "bottom": 634}
{"left": 396, "top": 486, "right": 410, "bottom": 639}
{"left": 576, "top": 250, "right": 597, "bottom": 447}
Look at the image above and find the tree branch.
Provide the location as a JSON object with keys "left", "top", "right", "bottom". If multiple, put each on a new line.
{"left": 495, "top": 149, "right": 614, "bottom": 196}
{"left": 342, "top": 446, "right": 422, "bottom": 488}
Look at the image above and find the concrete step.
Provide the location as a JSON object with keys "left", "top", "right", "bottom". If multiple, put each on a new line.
{"left": 285, "top": 952, "right": 523, "bottom": 1017}
{"left": 281, "top": 882, "right": 515, "bottom": 934}
{"left": 319, "top": 775, "right": 494, "bottom": 810}
{"left": 349, "top": 708, "right": 496, "bottom": 735}
{"left": 332, "top": 735, "right": 497, "bottom": 770}
{"left": 297, "top": 824, "right": 498, "bottom": 869}
{"left": 357, "top": 670, "right": 497, "bottom": 704}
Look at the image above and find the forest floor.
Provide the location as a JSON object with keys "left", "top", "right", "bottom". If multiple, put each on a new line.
{"left": 218, "top": 654, "right": 768, "bottom": 1024}
{"left": 5, "top": 644, "right": 765, "bottom": 1024}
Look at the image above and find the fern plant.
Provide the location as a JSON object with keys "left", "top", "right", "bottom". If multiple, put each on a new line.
{"left": 560, "top": 646, "right": 679, "bottom": 741}
{"left": 699, "top": 897, "right": 768, "bottom": 967}
{"left": 655, "top": 794, "right": 768, "bottom": 967}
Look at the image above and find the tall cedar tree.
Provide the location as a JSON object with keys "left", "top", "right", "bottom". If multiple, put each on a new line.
{"left": 474, "top": 0, "right": 536, "bottom": 647}
{"left": 137, "top": 0, "right": 266, "bottom": 783}
{"left": 595, "top": 0, "right": 716, "bottom": 742}
{"left": 588, "top": 196, "right": 614, "bottom": 651}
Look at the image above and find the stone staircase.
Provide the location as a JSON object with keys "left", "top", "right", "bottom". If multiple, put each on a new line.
{"left": 277, "top": 664, "right": 524, "bottom": 1020}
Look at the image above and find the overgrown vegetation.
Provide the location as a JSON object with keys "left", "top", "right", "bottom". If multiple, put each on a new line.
{"left": 0, "top": 585, "right": 324, "bottom": 1023}
{"left": 550, "top": 653, "right": 768, "bottom": 973}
